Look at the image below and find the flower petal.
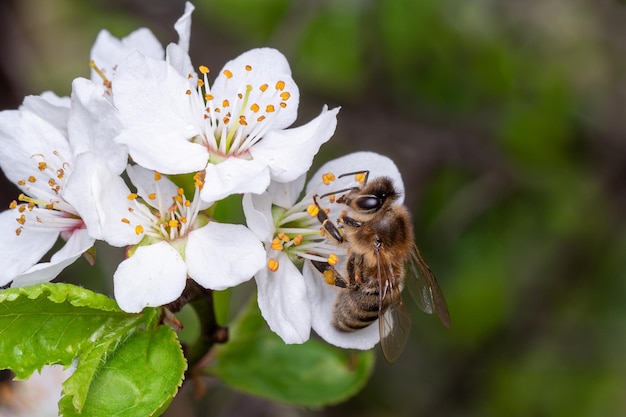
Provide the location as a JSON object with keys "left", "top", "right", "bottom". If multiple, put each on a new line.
{"left": 126, "top": 163, "right": 179, "bottom": 213}
{"left": 90, "top": 28, "right": 164, "bottom": 81}
{"left": 69, "top": 77, "right": 127, "bottom": 175}
{"left": 186, "top": 222, "right": 265, "bottom": 290}
{"left": 255, "top": 252, "right": 311, "bottom": 344}
{"left": 63, "top": 152, "right": 145, "bottom": 246}
{"left": 251, "top": 106, "right": 340, "bottom": 183}
{"left": 12, "top": 228, "right": 95, "bottom": 288}
{"left": 113, "top": 51, "right": 209, "bottom": 174}
{"left": 0, "top": 209, "right": 58, "bottom": 286}
{"left": 211, "top": 48, "right": 299, "bottom": 132}
{"left": 200, "top": 157, "right": 270, "bottom": 203}
{"left": 242, "top": 192, "right": 274, "bottom": 241}
{"left": 303, "top": 263, "right": 380, "bottom": 350}
{"left": 113, "top": 241, "right": 187, "bottom": 313}
{"left": 173, "top": 2, "right": 194, "bottom": 54}
{"left": 266, "top": 174, "right": 306, "bottom": 210}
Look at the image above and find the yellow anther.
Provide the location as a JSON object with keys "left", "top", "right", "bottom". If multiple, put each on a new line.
{"left": 180, "top": 216, "right": 187, "bottom": 223}
{"left": 245, "top": 64, "right": 252, "bottom": 71}
{"left": 279, "top": 102, "right": 287, "bottom": 108}
{"left": 56, "top": 169, "right": 65, "bottom": 179}
{"left": 278, "top": 232, "right": 290, "bottom": 242}
{"left": 16, "top": 214, "right": 26, "bottom": 225}
{"left": 280, "top": 92, "right": 290, "bottom": 101}
{"left": 271, "top": 238, "right": 284, "bottom": 251}
{"left": 177, "top": 188, "right": 184, "bottom": 196}
{"left": 322, "top": 172, "right": 336, "bottom": 185}
{"left": 148, "top": 193, "right": 156, "bottom": 200}
{"left": 307, "top": 204, "right": 319, "bottom": 217}
{"left": 17, "top": 180, "right": 25, "bottom": 186}
{"left": 257, "top": 115, "right": 266, "bottom": 122}
{"left": 9, "top": 200, "right": 17, "bottom": 209}
{"left": 135, "top": 225, "right": 144, "bottom": 235}
{"left": 127, "top": 193, "right": 138, "bottom": 200}
{"left": 223, "top": 69, "right": 233, "bottom": 79}
{"left": 199, "top": 65, "right": 209, "bottom": 74}
{"left": 260, "top": 84, "right": 268, "bottom": 92}
{"left": 38, "top": 162, "right": 47, "bottom": 171}
{"left": 184, "top": 200, "right": 191, "bottom": 207}
{"left": 355, "top": 172, "right": 367, "bottom": 184}
{"left": 222, "top": 99, "right": 230, "bottom": 108}
{"left": 121, "top": 218, "right": 130, "bottom": 224}
{"left": 18, "top": 205, "right": 26, "bottom": 213}
{"left": 15, "top": 227, "right": 23, "bottom": 236}
{"left": 197, "top": 79, "right": 204, "bottom": 87}
{"left": 48, "top": 179, "right": 56, "bottom": 187}
{"left": 250, "top": 103, "right": 260, "bottom": 113}
{"left": 328, "top": 253, "right": 339, "bottom": 266}
{"left": 328, "top": 194, "right": 336, "bottom": 203}
{"left": 186, "top": 90, "right": 192, "bottom": 95}
{"left": 268, "top": 258, "right": 279, "bottom": 272}
{"left": 276, "top": 80, "right": 285, "bottom": 90}
{"left": 293, "top": 235, "right": 303, "bottom": 245}
{"left": 154, "top": 172, "right": 162, "bottom": 181}
{"left": 28, "top": 176, "right": 36, "bottom": 183}
{"left": 266, "top": 104, "right": 275, "bottom": 113}
{"left": 169, "top": 219, "right": 179, "bottom": 228}
{"left": 205, "top": 94, "right": 214, "bottom": 101}
{"left": 174, "top": 195, "right": 183, "bottom": 204}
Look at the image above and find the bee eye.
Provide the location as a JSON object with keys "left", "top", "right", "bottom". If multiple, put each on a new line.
{"left": 356, "top": 196, "right": 380, "bottom": 210}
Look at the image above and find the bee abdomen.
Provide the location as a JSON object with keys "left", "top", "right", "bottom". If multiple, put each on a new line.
{"left": 333, "top": 288, "right": 380, "bottom": 332}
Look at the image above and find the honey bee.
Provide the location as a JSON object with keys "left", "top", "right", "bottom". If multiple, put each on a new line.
{"left": 311, "top": 171, "right": 450, "bottom": 363}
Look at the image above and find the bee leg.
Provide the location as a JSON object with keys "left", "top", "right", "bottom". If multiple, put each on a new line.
{"left": 313, "top": 195, "right": 344, "bottom": 243}
{"left": 310, "top": 260, "right": 353, "bottom": 289}
{"left": 339, "top": 214, "right": 362, "bottom": 229}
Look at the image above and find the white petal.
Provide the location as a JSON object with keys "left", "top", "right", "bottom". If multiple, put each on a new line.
{"left": 303, "top": 263, "right": 380, "bottom": 350}
{"left": 211, "top": 48, "right": 299, "bottom": 131}
{"left": 166, "top": 43, "right": 196, "bottom": 80}
{"left": 200, "top": 157, "right": 270, "bottom": 203}
{"left": 12, "top": 228, "right": 95, "bottom": 288}
{"left": 266, "top": 174, "right": 306, "bottom": 209}
{"left": 113, "top": 51, "right": 208, "bottom": 174}
{"left": 186, "top": 222, "right": 265, "bottom": 290}
{"left": 251, "top": 106, "right": 339, "bottom": 183}
{"left": 242, "top": 192, "right": 274, "bottom": 241}
{"left": 306, "top": 151, "right": 405, "bottom": 205}
{"left": 0, "top": 209, "right": 58, "bottom": 286}
{"left": 69, "top": 78, "right": 127, "bottom": 175}
{"left": 113, "top": 241, "right": 187, "bottom": 313}
{"left": 174, "top": 2, "right": 195, "bottom": 54}
{"left": 0, "top": 109, "right": 72, "bottom": 194}
{"left": 90, "top": 28, "right": 164, "bottom": 81}
{"left": 255, "top": 252, "right": 311, "bottom": 344}
{"left": 63, "top": 153, "right": 144, "bottom": 246}
{"left": 21, "top": 92, "right": 70, "bottom": 135}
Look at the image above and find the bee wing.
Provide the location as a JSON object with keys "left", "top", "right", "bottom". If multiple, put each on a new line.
{"left": 377, "top": 248, "right": 411, "bottom": 363}
{"left": 405, "top": 243, "right": 451, "bottom": 328}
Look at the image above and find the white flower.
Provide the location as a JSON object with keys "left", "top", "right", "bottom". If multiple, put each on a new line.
{"left": 303, "top": 152, "right": 405, "bottom": 351}
{"left": 243, "top": 176, "right": 345, "bottom": 343}
{"left": 76, "top": 158, "right": 266, "bottom": 312}
{"left": 0, "top": 95, "right": 98, "bottom": 287}
{"left": 112, "top": 46, "right": 339, "bottom": 204}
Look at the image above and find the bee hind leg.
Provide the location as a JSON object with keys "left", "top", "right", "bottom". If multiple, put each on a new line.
{"left": 310, "top": 260, "right": 353, "bottom": 289}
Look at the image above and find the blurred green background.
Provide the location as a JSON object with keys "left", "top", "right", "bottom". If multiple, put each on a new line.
{"left": 1, "top": 0, "right": 626, "bottom": 416}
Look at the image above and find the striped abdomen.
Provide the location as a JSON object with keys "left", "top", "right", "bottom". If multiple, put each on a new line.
{"left": 333, "top": 285, "right": 386, "bottom": 331}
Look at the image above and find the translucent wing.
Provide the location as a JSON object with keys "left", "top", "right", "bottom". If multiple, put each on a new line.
{"left": 376, "top": 247, "right": 411, "bottom": 363}
{"left": 405, "top": 243, "right": 451, "bottom": 328}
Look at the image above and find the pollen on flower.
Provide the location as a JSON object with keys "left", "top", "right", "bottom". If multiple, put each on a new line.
{"left": 268, "top": 258, "right": 279, "bottom": 272}
{"left": 135, "top": 225, "right": 144, "bottom": 235}
{"left": 169, "top": 219, "right": 179, "bottom": 228}
{"left": 127, "top": 193, "right": 138, "bottom": 200}
{"left": 9, "top": 200, "right": 17, "bottom": 209}
{"left": 222, "top": 99, "right": 230, "bottom": 108}
{"left": 199, "top": 65, "right": 209, "bottom": 74}
{"left": 271, "top": 238, "right": 284, "bottom": 251}
{"left": 245, "top": 64, "right": 252, "bottom": 71}
{"left": 250, "top": 103, "right": 260, "bottom": 113}
{"left": 328, "top": 253, "right": 339, "bottom": 266}
{"left": 355, "top": 172, "right": 367, "bottom": 184}
{"left": 280, "top": 92, "right": 290, "bottom": 101}
{"left": 307, "top": 204, "right": 319, "bottom": 218}
{"left": 322, "top": 172, "right": 336, "bottom": 185}
{"left": 28, "top": 176, "right": 36, "bottom": 183}
{"left": 266, "top": 104, "right": 275, "bottom": 113}
{"left": 275, "top": 80, "right": 285, "bottom": 91}
{"left": 154, "top": 172, "right": 162, "bottom": 181}
{"left": 121, "top": 218, "right": 130, "bottom": 224}
{"left": 223, "top": 69, "right": 233, "bottom": 79}
{"left": 205, "top": 94, "right": 214, "bottom": 101}
{"left": 278, "top": 232, "right": 290, "bottom": 242}
{"left": 293, "top": 235, "right": 303, "bottom": 245}
{"left": 186, "top": 90, "right": 192, "bottom": 95}
{"left": 260, "top": 84, "right": 268, "bottom": 92}
{"left": 38, "top": 162, "right": 47, "bottom": 171}
{"left": 148, "top": 193, "right": 156, "bottom": 200}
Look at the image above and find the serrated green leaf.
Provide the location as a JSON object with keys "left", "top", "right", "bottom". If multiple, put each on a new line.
{"left": 60, "top": 325, "right": 186, "bottom": 417}
{"left": 0, "top": 283, "right": 125, "bottom": 378}
{"left": 209, "top": 298, "right": 374, "bottom": 406}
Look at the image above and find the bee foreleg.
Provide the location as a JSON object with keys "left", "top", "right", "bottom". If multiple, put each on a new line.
{"left": 339, "top": 214, "right": 362, "bottom": 229}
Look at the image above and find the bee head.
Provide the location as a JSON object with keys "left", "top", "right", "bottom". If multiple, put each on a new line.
{"left": 351, "top": 177, "right": 399, "bottom": 213}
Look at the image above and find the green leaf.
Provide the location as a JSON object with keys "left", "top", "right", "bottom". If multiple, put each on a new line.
{"left": 0, "top": 283, "right": 186, "bottom": 417}
{"left": 60, "top": 325, "right": 186, "bottom": 417}
{"left": 208, "top": 298, "right": 374, "bottom": 406}
{"left": 0, "top": 283, "right": 123, "bottom": 378}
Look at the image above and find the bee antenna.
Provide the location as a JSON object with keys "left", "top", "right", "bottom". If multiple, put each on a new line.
{"left": 319, "top": 187, "right": 359, "bottom": 200}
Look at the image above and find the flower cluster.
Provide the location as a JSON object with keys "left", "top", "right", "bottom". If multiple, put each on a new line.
{"left": 0, "top": 2, "right": 405, "bottom": 352}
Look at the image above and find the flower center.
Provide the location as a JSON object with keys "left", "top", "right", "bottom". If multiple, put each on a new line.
{"left": 9, "top": 151, "right": 82, "bottom": 236}
{"left": 187, "top": 63, "right": 293, "bottom": 161}
{"left": 265, "top": 188, "right": 344, "bottom": 273}
{"left": 121, "top": 171, "right": 205, "bottom": 243}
